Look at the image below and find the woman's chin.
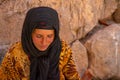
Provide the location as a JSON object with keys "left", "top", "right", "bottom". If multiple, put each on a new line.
{"left": 39, "top": 47, "right": 48, "bottom": 51}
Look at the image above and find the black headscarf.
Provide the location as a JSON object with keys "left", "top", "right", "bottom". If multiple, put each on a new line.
{"left": 21, "top": 7, "right": 61, "bottom": 80}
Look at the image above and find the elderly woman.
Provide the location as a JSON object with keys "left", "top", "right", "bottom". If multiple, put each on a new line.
{"left": 0, "top": 7, "right": 81, "bottom": 80}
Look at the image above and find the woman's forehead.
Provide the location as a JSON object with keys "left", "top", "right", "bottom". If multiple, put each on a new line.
{"left": 33, "top": 29, "right": 54, "bottom": 34}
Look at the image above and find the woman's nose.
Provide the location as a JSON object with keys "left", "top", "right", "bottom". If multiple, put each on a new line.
{"left": 42, "top": 37, "right": 47, "bottom": 45}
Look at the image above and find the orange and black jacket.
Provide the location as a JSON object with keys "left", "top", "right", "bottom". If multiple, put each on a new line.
{"left": 0, "top": 40, "right": 80, "bottom": 80}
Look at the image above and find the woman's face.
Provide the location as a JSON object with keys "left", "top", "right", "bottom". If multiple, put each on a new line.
{"left": 32, "top": 29, "right": 55, "bottom": 51}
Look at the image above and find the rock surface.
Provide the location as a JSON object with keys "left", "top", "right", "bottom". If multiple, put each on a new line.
{"left": 85, "top": 24, "right": 120, "bottom": 79}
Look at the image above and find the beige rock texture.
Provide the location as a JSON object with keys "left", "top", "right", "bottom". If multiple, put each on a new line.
{"left": 113, "top": 1, "right": 120, "bottom": 23}
{"left": 85, "top": 24, "right": 120, "bottom": 79}
{"left": 0, "top": 0, "right": 120, "bottom": 79}
{"left": 71, "top": 40, "right": 88, "bottom": 77}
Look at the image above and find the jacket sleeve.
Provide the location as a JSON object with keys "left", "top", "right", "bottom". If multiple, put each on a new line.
{"left": 62, "top": 46, "right": 81, "bottom": 80}
{"left": 0, "top": 43, "right": 29, "bottom": 80}
{"left": 0, "top": 51, "right": 21, "bottom": 80}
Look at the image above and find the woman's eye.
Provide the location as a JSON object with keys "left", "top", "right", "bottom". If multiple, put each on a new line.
{"left": 36, "top": 35, "right": 42, "bottom": 38}
{"left": 47, "top": 35, "right": 53, "bottom": 38}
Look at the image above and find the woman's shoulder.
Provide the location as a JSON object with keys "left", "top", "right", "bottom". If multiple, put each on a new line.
{"left": 2, "top": 41, "right": 30, "bottom": 65}
{"left": 0, "top": 42, "right": 30, "bottom": 79}
{"left": 60, "top": 40, "right": 72, "bottom": 60}
{"left": 8, "top": 42, "right": 22, "bottom": 53}
{"left": 4, "top": 41, "right": 27, "bottom": 59}
{"left": 59, "top": 40, "right": 72, "bottom": 69}
{"left": 61, "top": 40, "right": 71, "bottom": 50}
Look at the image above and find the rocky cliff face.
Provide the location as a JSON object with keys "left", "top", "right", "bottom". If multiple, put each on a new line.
{"left": 0, "top": 0, "right": 120, "bottom": 79}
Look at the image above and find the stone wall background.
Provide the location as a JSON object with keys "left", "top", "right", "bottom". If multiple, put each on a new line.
{"left": 0, "top": 0, "right": 120, "bottom": 79}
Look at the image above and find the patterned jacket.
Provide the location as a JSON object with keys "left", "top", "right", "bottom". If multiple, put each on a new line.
{"left": 0, "top": 40, "right": 80, "bottom": 80}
